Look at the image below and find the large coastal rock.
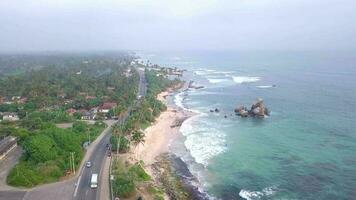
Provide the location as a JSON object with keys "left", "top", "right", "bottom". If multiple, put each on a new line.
{"left": 188, "top": 81, "right": 204, "bottom": 89}
{"left": 234, "top": 98, "right": 270, "bottom": 118}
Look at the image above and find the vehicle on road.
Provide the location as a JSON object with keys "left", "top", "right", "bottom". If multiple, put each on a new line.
{"left": 90, "top": 173, "right": 98, "bottom": 188}
{"left": 86, "top": 161, "right": 92, "bottom": 168}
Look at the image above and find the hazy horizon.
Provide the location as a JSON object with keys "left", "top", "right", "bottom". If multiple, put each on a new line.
{"left": 1, "top": 0, "right": 356, "bottom": 52}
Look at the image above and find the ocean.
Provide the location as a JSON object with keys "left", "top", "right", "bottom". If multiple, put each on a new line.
{"left": 139, "top": 50, "right": 356, "bottom": 200}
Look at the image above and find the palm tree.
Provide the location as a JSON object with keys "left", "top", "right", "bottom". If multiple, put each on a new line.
{"left": 131, "top": 130, "right": 145, "bottom": 161}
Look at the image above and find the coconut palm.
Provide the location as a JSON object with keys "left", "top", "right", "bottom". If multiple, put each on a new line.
{"left": 131, "top": 130, "right": 145, "bottom": 160}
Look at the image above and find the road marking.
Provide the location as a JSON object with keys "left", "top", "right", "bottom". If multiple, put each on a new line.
{"left": 73, "top": 174, "right": 82, "bottom": 197}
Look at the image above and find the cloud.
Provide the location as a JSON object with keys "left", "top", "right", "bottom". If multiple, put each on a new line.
{"left": 0, "top": 0, "right": 355, "bottom": 51}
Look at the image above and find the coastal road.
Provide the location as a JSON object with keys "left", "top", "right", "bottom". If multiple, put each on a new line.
{"left": 137, "top": 67, "right": 147, "bottom": 98}
{"left": 73, "top": 124, "right": 113, "bottom": 200}
{"left": 74, "top": 68, "right": 147, "bottom": 200}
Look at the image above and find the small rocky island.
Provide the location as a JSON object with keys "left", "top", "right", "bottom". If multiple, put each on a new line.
{"left": 234, "top": 98, "right": 270, "bottom": 118}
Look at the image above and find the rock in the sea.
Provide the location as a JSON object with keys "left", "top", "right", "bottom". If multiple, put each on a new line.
{"left": 235, "top": 98, "right": 270, "bottom": 118}
{"left": 215, "top": 108, "right": 220, "bottom": 112}
{"left": 188, "top": 80, "right": 205, "bottom": 89}
{"left": 234, "top": 106, "right": 249, "bottom": 117}
{"left": 210, "top": 109, "right": 214, "bottom": 112}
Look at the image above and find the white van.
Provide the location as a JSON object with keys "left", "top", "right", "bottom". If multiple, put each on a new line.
{"left": 90, "top": 173, "right": 98, "bottom": 188}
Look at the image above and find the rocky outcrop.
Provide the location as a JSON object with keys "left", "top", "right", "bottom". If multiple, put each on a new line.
{"left": 234, "top": 106, "right": 249, "bottom": 117}
{"left": 188, "top": 81, "right": 205, "bottom": 89}
{"left": 234, "top": 98, "right": 270, "bottom": 118}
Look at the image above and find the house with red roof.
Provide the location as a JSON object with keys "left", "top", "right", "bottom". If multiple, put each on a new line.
{"left": 66, "top": 108, "right": 77, "bottom": 116}
{"left": 98, "top": 102, "right": 117, "bottom": 113}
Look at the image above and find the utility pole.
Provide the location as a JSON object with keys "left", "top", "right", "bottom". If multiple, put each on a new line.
{"left": 117, "top": 135, "right": 121, "bottom": 161}
{"left": 87, "top": 128, "right": 91, "bottom": 144}
{"left": 69, "top": 154, "right": 72, "bottom": 174}
{"left": 71, "top": 152, "right": 76, "bottom": 175}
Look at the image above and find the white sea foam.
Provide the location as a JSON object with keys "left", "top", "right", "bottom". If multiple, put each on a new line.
{"left": 180, "top": 116, "right": 227, "bottom": 166}
{"left": 207, "top": 78, "right": 229, "bottom": 84}
{"left": 256, "top": 85, "right": 275, "bottom": 89}
{"left": 194, "top": 68, "right": 234, "bottom": 77}
{"left": 188, "top": 91, "right": 219, "bottom": 96}
{"left": 174, "top": 92, "right": 186, "bottom": 110}
{"left": 232, "top": 76, "right": 261, "bottom": 84}
{"left": 173, "top": 91, "right": 201, "bottom": 114}
{"left": 239, "top": 186, "right": 277, "bottom": 200}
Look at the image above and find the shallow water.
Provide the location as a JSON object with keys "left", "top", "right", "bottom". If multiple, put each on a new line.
{"left": 141, "top": 50, "right": 356, "bottom": 200}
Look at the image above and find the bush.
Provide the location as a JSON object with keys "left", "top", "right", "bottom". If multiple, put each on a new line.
{"left": 7, "top": 162, "right": 43, "bottom": 187}
{"left": 113, "top": 175, "right": 135, "bottom": 198}
{"left": 23, "top": 134, "right": 58, "bottom": 163}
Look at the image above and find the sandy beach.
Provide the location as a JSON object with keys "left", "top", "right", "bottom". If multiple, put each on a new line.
{"left": 136, "top": 89, "right": 192, "bottom": 166}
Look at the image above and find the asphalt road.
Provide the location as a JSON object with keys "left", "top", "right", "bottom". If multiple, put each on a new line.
{"left": 75, "top": 68, "right": 146, "bottom": 200}
{"left": 73, "top": 129, "right": 112, "bottom": 200}
{"left": 137, "top": 68, "right": 147, "bottom": 97}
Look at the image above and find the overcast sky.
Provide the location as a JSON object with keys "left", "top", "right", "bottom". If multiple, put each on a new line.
{"left": 1, "top": 0, "right": 356, "bottom": 52}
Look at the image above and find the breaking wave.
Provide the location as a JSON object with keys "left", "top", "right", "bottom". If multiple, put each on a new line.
{"left": 232, "top": 76, "right": 261, "bottom": 84}
{"left": 239, "top": 186, "right": 277, "bottom": 200}
{"left": 256, "top": 85, "right": 275, "bottom": 89}
{"left": 207, "top": 78, "right": 230, "bottom": 84}
{"left": 180, "top": 116, "right": 227, "bottom": 167}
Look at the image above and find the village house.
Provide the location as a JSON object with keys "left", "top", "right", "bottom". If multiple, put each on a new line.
{"left": 11, "top": 96, "right": 21, "bottom": 101}
{"left": 66, "top": 108, "right": 77, "bottom": 116}
{"left": 18, "top": 97, "right": 28, "bottom": 104}
{"left": 98, "top": 102, "right": 117, "bottom": 113}
{"left": 107, "top": 87, "right": 115, "bottom": 91}
{"left": 78, "top": 109, "right": 96, "bottom": 120}
{"left": 2, "top": 112, "right": 19, "bottom": 121}
{"left": 0, "top": 136, "right": 17, "bottom": 160}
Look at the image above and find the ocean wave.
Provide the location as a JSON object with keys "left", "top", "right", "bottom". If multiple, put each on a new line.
{"left": 174, "top": 92, "right": 186, "bottom": 110}
{"left": 239, "top": 186, "right": 277, "bottom": 200}
{"left": 256, "top": 85, "right": 276, "bottom": 89}
{"left": 188, "top": 91, "right": 219, "bottom": 96}
{"left": 194, "top": 68, "right": 234, "bottom": 76}
{"left": 207, "top": 78, "right": 230, "bottom": 84}
{"left": 232, "top": 76, "right": 261, "bottom": 84}
{"left": 180, "top": 116, "right": 227, "bottom": 166}
{"left": 194, "top": 69, "right": 216, "bottom": 76}
{"left": 174, "top": 91, "right": 201, "bottom": 114}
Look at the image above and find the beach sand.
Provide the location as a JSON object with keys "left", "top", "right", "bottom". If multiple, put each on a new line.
{"left": 128, "top": 84, "right": 210, "bottom": 200}
{"left": 136, "top": 89, "right": 192, "bottom": 167}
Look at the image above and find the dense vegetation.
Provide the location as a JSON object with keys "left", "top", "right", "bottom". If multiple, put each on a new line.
{"left": 7, "top": 121, "right": 106, "bottom": 187}
{"left": 0, "top": 52, "right": 138, "bottom": 113}
{"left": 0, "top": 53, "right": 140, "bottom": 187}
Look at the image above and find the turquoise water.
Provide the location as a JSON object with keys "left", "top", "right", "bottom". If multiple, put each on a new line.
{"left": 141, "top": 51, "right": 356, "bottom": 199}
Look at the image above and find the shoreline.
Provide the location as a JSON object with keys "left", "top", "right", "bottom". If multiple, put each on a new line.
{"left": 136, "top": 82, "right": 194, "bottom": 168}
{"left": 132, "top": 83, "right": 209, "bottom": 199}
